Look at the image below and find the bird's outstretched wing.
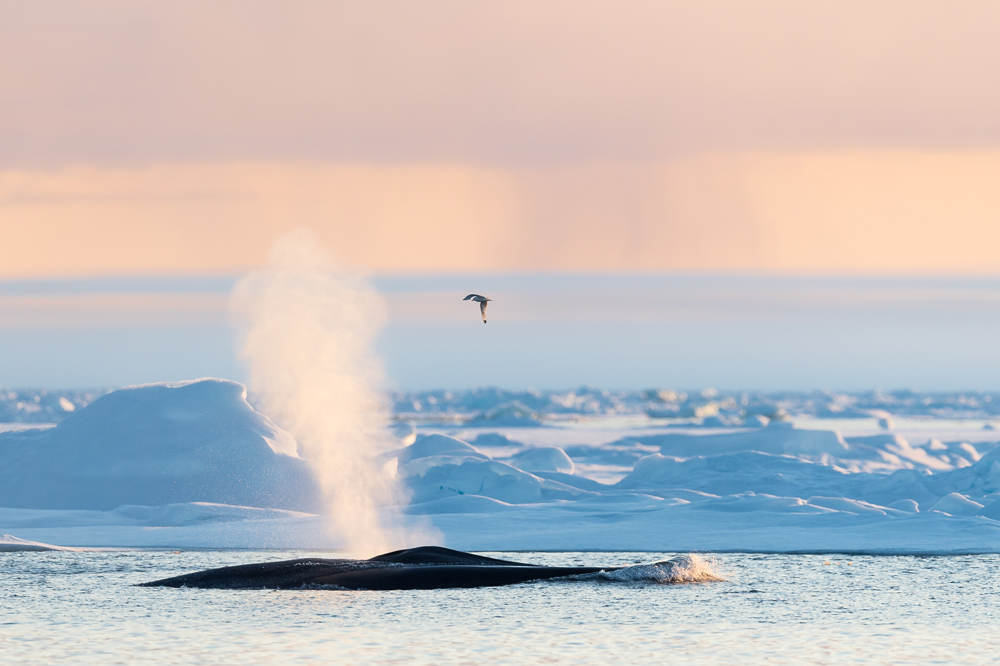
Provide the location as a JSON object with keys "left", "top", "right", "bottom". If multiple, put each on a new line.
{"left": 480, "top": 300, "right": 488, "bottom": 323}
{"left": 463, "top": 294, "right": 485, "bottom": 301}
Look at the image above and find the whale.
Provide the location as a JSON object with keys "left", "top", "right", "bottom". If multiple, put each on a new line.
{"left": 141, "top": 546, "right": 647, "bottom": 590}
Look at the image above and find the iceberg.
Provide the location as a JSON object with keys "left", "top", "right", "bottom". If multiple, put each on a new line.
{"left": 0, "top": 379, "right": 320, "bottom": 511}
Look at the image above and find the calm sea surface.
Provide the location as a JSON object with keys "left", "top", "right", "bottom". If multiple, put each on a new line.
{"left": 2, "top": 550, "right": 999, "bottom": 665}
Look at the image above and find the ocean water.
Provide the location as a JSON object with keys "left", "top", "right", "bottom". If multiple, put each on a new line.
{"left": 3, "top": 551, "right": 999, "bottom": 665}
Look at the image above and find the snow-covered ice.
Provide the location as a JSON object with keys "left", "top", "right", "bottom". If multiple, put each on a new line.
{"left": 0, "top": 379, "right": 319, "bottom": 511}
{"left": 3, "top": 379, "right": 1000, "bottom": 552}
{"left": 0, "top": 534, "right": 76, "bottom": 552}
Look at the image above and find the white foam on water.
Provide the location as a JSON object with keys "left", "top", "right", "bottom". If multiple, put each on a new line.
{"left": 583, "top": 554, "right": 726, "bottom": 584}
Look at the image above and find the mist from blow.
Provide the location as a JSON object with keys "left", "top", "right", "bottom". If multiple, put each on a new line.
{"left": 231, "top": 231, "right": 424, "bottom": 555}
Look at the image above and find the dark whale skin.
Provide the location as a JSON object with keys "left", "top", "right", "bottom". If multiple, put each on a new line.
{"left": 140, "top": 546, "right": 613, "bottom": 590}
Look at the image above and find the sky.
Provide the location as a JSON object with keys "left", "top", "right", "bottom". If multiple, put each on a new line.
{"left": 4, "top": 1, "right": 1000, "bottom": 167}
{"left": 2, "top": 1, "right": 1000, "bottom": 389}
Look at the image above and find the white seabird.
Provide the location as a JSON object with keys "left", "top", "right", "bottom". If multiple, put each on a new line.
{"left": 463, "top": 294, "right": 492, "bottom": 323}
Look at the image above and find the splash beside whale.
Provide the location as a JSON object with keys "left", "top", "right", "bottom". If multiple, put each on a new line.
{"left": 140, "top": 546, "right": 717, "bottom": 590}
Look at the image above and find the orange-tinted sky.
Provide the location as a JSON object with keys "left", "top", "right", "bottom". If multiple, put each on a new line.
{"left": 2, "top": 1, "right": 999, "bottom": 277}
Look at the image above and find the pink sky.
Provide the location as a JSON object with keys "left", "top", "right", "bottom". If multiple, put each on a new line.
{"left": 2, "top": 1, "right": 999, "bottom": 276}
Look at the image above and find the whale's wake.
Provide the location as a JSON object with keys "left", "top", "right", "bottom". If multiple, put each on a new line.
{"left": 582, "top": 554, "right": 726, "bottom": 584}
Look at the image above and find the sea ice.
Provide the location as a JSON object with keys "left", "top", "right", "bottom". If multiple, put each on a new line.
{"left": 507, "top": 447, "right": 575, "bottom": 474}
{"left": 4, "top": 380, "right": 1000, "bottom": 552}
{"left": 929, "top": 492, "right": 984, "bottom": 516}
{"left": 0, "top": 534, "right": 75, "bottom": 552}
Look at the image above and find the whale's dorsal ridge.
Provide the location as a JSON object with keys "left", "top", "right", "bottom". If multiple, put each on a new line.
{"left": 369, "top": 545, "right": 532, "bottom": 567}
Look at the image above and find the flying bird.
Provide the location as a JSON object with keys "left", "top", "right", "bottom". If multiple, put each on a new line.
{"left": 463, "top": 294, "right": 492, "bottom": 323}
